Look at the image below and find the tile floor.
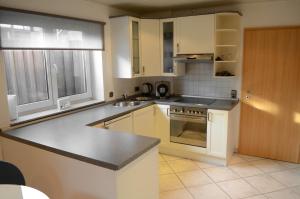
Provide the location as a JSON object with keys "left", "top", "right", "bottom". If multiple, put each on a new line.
{"left": 159, "top": 153, "right": 300, "bottom": 199}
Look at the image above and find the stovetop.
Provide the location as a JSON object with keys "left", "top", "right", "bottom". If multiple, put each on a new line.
{"left": 175, "top": 97, "right": 216, "bottom": 106}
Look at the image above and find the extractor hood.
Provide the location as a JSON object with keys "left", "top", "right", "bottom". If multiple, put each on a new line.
{"left": 173, "top": 54, "right": 214, "bottom": 63}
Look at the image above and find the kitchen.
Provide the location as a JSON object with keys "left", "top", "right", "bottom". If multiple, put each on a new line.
{"left": 0, "top": 0, "right": 300, "bottom": 199}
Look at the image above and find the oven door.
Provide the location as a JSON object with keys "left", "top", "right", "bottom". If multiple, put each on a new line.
{"left": 170, "top": 114, "right": 207, "bottom": 148}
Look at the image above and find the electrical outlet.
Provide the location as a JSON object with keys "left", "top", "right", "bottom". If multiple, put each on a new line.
{"left": 109, "top": 91, "right": 114, "bottom": 98}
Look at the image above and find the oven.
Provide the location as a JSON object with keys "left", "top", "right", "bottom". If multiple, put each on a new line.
{"left": 170, "top": 105, "right": 207, "bottom": 148}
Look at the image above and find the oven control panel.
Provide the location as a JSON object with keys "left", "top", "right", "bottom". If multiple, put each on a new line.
{"left": 170, "top": 106, "right": 207, "bottom": 117}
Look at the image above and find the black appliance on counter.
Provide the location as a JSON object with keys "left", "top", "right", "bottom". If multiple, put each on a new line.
{"left": 155, "top": 81, "right": 170, "bottom": 99}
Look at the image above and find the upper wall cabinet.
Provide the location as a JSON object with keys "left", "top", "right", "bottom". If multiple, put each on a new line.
{"left": 175, "top": 15, "right": 215, "bottom": 54}
{"left": 140, "top": 19, "right": 161, "bottom": 76}
{"left": 160, "top": 18, "right": 185, "bottom": 76}
{"left": 111, "top": 17, "right": 162, "bottom": 78}
{"left": 111, "top": 16, "right": 141, "bottom": 78}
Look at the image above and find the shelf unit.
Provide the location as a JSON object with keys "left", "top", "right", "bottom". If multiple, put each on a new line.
{"left": 214, "top": 13, "right": 241, "bottom": 78}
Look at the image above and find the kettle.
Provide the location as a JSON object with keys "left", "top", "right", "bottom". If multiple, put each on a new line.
{"left": 141, "top": 83, "right": 153, "bottom": 96}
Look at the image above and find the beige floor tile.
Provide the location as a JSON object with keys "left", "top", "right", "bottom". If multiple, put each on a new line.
{"left": 229, "top": 155, "right": 247, "bottom": 165}
{"left": 162, "top": 154, "right": 181, "bottom": 161}
{"left": 264, "top": 187, "right": 300, "bottom": 199}
{"left": 245, "top": 174, "right": 285, "bottom": 194}
{"left": 276, "top": 161, "right": 300, "bottom": 169}
{"left": 270, "top": 168, "right": 300, "bottom": 187}
{"left": 177, "top": 169, "right": 213, "bottom": 187}
{"left": 160, "top": 188, "right": 193, "bottom": 199}
{"left": 159, "top": 154, "right": 166, "bottom": 162}
{"left": 245, "top": 195, "right": 267, "bottom": 199}
{"left": 203, "top": 166, "right": 239, "bottom": 182}
{"left": 218, "top": 179, "right": 259, "bottom": 199}
{"left": 188, "top": 183, "right": 230, "bottom": 199}
{"left": 250, "top": 160, "right": 286, "bottom": 173}
{"left": 160, "top": 174, "right": 184, "bottom": 192}
{"left": 229, "top": 162, "right": 263, "bottom": 177}
{"left": 160, "top": 162, "right": 174, "bottom": 175}
{"left": 195, "top": 161, "right": 220, "bottom": 169}
{"left": 238, "top": 154, "right": 264, "bottom": 162}
{"left": 168, "top": 159, "right": 199, "bottom": 173}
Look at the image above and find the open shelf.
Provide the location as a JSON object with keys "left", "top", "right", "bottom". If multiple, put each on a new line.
{"left": 216, "top": 13, "right": 240, "bottom": 30}
{"left": 214, "top": 12, "right": 241, "bottom": 79}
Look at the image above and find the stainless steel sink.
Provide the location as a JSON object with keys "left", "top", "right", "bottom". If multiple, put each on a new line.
{"left": 113, "top": 101, "right": 141, "bottom": 107}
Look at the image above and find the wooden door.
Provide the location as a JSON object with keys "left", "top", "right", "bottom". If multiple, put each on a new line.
{"left": 239, "top": 27, "right": 300, "bottom": 163}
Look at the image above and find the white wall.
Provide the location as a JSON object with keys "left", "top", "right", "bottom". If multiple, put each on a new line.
{"left": 0, "top": 0, "right": 140, "bottom": 129}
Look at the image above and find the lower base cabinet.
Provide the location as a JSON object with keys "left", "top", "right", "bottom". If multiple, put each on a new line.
{"left": 93, "top": 103, "right": 239, "bottom": 165}
{"left": 207, "top": 109, "right": 229, "bottom": 158}
{"left": 133, "top": 105, "right": 155, "bottom": 137}
{"left": 154, "top": 105, "right": 170, "bottom": 145}
{"left": 104, "top": 114, "right": 133, "bottom": 133}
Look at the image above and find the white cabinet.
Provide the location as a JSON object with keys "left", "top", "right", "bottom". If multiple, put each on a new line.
{"left": 154, "top": 105, "right": 170, "bottom": 145}
{"left": 175, "top": 14, "right": 215, "bottom": 54}
{"left": 104, "top": 114, "right": 133, "bottom": 133}
{"left": 160, "top": 19, "right": 185, "bottom": 76}
{"left": 207, "top": 109, "right": 228, "bottom": 158}
{"left": 140, "top": 19, "right": 161, "bottom": 76}
{"left": 111, "top": 16, "right": 141, "bottom": 78}
{"left": 133, "top": 105, "right": 155, "bottom": 137}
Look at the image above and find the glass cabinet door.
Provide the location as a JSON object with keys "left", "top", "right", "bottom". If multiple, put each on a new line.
{"left": 162, "top": 21, "right": 174, "bottom": 74}
{"left": 131, "top": 20, "right": 140, "bottom": 75}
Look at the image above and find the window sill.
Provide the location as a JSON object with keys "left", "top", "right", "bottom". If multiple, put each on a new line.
{"left": 10, "top": 100, "right": 105, "bottom": 126}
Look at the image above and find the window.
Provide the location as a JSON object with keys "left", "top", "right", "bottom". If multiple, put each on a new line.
{"left": 4, "top": 50, "right": 95, "bottom": 113}
{"left": 0, "top": 8, "right": 105, "bottom": 117}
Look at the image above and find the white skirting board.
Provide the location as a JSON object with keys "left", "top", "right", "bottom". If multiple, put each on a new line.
{"left": 1, "top": 138, "right": 159, "bottom": 199}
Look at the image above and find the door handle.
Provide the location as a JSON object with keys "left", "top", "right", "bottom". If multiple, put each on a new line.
{"left": 207, "top": 112, "right": 212, "bottom": 122}
{"left": 245, "top": 90, "right": 251, "bottom": 100}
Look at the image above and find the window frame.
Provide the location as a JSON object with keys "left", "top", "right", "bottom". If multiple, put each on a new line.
{"left": 48, "top": 50, "right": 93, "bottom": 105}
{"left": 4, "top": 49, "right": 93, "bottom": 114}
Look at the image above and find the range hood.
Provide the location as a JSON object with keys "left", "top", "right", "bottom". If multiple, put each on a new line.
{"left": 173, "top": 54, "right": 214, "bottom": 63}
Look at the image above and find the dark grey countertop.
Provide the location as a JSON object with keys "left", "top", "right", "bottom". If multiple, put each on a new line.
{"left": 1, "top": 101, "right": 160, "bottom": 170}
{"left": 154, "top": 96, "right": 239, "bottom": 111}
{"left": 0, "top": 96, "right": 238, "bottom": 171}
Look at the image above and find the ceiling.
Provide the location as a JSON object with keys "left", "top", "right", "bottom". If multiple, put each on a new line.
{"left": 91, "top": 0, "right": 278, "bottom": 14}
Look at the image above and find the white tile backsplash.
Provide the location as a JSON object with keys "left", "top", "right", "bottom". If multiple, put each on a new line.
{"left": 174, "top": 63, "right": 238, "bottom": 98}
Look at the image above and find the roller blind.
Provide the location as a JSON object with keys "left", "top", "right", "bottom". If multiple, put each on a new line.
{"left": 0, "top": 9, "right": 105, "bottom": 50}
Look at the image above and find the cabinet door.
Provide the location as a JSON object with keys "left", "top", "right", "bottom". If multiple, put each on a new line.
{"left": 133, "top": 106, "right": 155, "bottom": 137}
{"left": 155, "top": 105, "right": 170, "bottom": 145}
{"left": 140, "top": 19, "right": 161, "bottom": 76}
{"left": 130, "top": 18, "right": 141, "bottom": 77}
{"left": 160, "top": 19, "right": 185, "bottom": 76}
{"left": 104, "top": 114, "right": 133, "bottom": 133}
{"left": 176, "top": 15, "right": 215, "bottom": 54}
{"left": 207, "top": 109, "right": 228, "bottom": 158}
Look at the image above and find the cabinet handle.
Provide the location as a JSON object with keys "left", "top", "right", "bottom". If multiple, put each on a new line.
{"left": 176, "top": 43, "right": 180, "bottom": 53}
{"left": 142, "top": 66, "right": 145, "bottom": 74}
{"left": 208, "top": 112, "right": 212, "bottom": 121}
